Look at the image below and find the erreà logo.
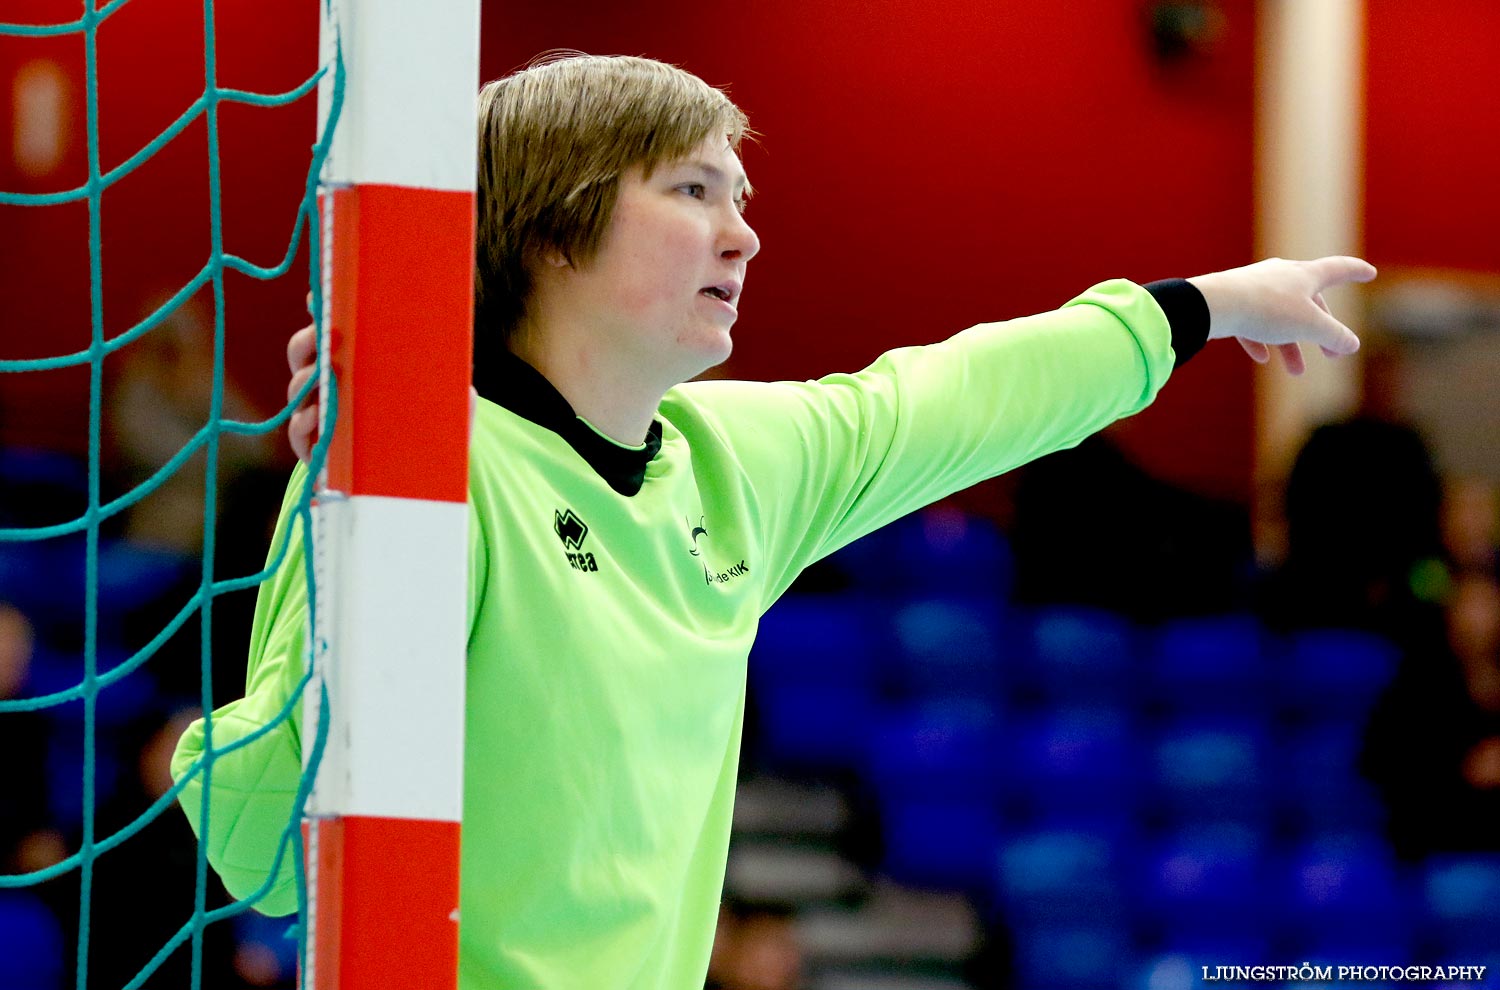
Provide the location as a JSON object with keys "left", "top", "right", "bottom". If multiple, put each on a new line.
{"left": 554, "top": 509, "right": 588, "bottom": 550}
{"left": 554, "top": 508, "right": 598, "bottom": 573}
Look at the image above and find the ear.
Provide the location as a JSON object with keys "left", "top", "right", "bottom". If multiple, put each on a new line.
{"left": 541, "top": 248, "right": 570, "bottom": 269}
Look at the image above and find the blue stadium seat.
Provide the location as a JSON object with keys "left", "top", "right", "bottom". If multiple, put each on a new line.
{"left": 1150, "top": 716, "right": 1272, "bottom": 829}
{"left": 1275, "top": 628, "right": 1400, "bottom": 724}
{"left": 891, "top": 507, "right": 1011, "bottom": 595}
{"left": 886, "top": 596, "right": 1005, "bottom": 702}
{"left": 1011, "top": 923, "right": 1130, "bottom": 990}
{"left": 0, "top": 891, "right": 64, "bottom": 990}
{"left": 1277, "top": 834, "right": 1411, "bottom": 953}
{"left": 1130, "top": 951, "right": 1201, "bottom": 990}
{"left": 1134, "top": 825, "right": 1273, "bottom": 941}
{"left": 46, "top": 734, "right": 126, "bottom": 830}
{"left": 1130, "top": 939, "right": 1273, "bottom": 990}
{"left": 233, "top": 911, "right": 300, "bottom": 985}
{"left": 829, "top": 507, "right": 1012, "bottom": 596}
{"left": 867, "top": 701, "right": 1006, "bottom": 894}
{"left": 1274, "top": 724, "right": 1387, "bottom": 833}
{"left": 878, "top": 797, "right": 1002, "bottom": 896}
{"left": 31, "top": 645, "right": 159, "bottom": 730}
{"left": 996, "top": 825, "right": 1130, "bottom": 925}
{"left": 1011, "top": 606, "right": 1138, "bottom": 707}
{"left": 1006, "top": 707, "right": 1145, "bottom": 824}
{"left": 0, "top": 544, "right": 45, "bottom": 609}
{"left": 0, "top": 536, "right": 191, "bottom": 643}
{"left": 0, "top": 538, "right": 86, "bottom": 634}
{"left": 1147, "top": 614, "right": 1268, "bottom": 714}
{"left": 96, "top": 539, "right": 195, "bottom": 626}
{"left": 1420, "top": 854, "right": 1500, "bottom": 954}
{"left": 865, "top": 699, "right": 1004, "bottom": 797}
{"left": 0, "top": 446, "right": 87, "bottom": 489}
{"left": 751, "top": 594, "right": 885, "bottom": 691}
{"left": 755, "top": 683, "right": 878, "bottom": 772}
{"left": 751, "top": 595, "right": 886, "bottom": 771}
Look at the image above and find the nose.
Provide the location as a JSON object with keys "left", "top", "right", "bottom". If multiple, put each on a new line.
{"left": 718, "top": 207, "right": 760, "bottom": 264}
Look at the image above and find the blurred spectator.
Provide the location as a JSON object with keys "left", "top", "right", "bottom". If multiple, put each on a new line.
{"left": 96, "top": 290, "right": 290, "bottom": 707}
{"left": 705, "top": 901, "right": 803, "bottom": 990}
{"left": 1257, "top": 417, "right": 1447, "bottom": 650}
{"left": 1, "top": 602, "right": 73, "bottom": 989}
{"left": 0, "top": 603, "right": 66, "bottom": 877}
{"left": 1443, "top": 477, "right": 1499, "bottom": 577}
{"left": 126, "top": 464, "right": 290, "bottom": 710}
{"left": 105, "top": 290, "right": 278, "bottom": 555}
{"left": 1010, "top": 435, "right": 1253, "bottom": 621}
{"left": 1363, "top": 572, "right": 1500, "bottom": 859}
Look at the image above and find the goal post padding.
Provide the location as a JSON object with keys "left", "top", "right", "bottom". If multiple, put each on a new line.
{"left": 306, "top": 2, "right": 478, "bottom": 988}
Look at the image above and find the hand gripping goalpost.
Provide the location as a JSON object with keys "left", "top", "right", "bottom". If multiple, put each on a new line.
{"left": 305, "top": 1, "right": 477, "bottom": 988}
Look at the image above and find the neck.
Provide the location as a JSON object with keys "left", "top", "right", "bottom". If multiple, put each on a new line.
{"left": 507, "top": 322, "right": 663, "bottom": 447}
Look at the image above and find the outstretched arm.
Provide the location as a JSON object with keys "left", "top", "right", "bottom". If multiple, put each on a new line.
{"left": 665, "top": 255, "right": 1376, "bottom": 605}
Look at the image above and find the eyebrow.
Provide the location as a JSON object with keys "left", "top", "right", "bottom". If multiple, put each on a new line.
{"left": 683, "top": 161, "right": 752, "bottom": 198}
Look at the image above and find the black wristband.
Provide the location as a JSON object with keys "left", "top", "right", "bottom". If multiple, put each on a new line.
{"left": 1144, "top": 278, "right": 1211, "bottom": 368}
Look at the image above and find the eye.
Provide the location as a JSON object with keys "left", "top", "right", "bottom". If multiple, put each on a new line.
{"left": 734, "top": 198, "right": 748, "bottom": 215}
{"left": 678, "top": 183, "right": 707, "bottom": 200}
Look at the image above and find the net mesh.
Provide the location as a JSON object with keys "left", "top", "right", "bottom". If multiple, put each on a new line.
{"left": 0, "top": 2, "right": 343, "bottom": 986}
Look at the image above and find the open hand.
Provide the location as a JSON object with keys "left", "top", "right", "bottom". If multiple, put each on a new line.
{"left": 1188, "top": 256, "right": 1377, "bottom": 375}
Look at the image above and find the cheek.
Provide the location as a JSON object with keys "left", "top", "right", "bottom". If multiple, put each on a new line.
{"left": 606, "top": 211, "right": 708, "bottom": 314}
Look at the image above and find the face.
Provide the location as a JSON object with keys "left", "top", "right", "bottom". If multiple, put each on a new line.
{"left": 556, "top": 136, "right": 760, "bottom": 386}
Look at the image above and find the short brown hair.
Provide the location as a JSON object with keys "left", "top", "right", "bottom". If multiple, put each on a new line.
{"left": 475, "top": 54, "right": 752, "bottom": 343}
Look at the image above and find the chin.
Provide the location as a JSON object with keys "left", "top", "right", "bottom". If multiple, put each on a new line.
{"left": 675, "top": 328, "right": 734, "bottom": 382}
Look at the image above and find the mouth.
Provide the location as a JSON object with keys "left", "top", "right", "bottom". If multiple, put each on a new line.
{"left": 699, "top": 281, "right": 741, "bottom": 308}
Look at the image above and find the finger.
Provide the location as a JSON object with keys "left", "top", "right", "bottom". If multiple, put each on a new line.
{"left": 1277, "top": 342, "right": 1306, "bottom": 376}
{"left": 1314, "top": 311, "right": 1361, "bottom": 355}
{"left": 289, "top": 407, "right": 318, "bottom": 465}
{"left": 1238, "top": 338, "right": 1272, "bottom": 364}
{"left": 287, "top": 365, "right": 318, "bottom": 408}
{"left": 469, "top": 385, "right": 478, "bottom": 433}
{"left": 1306, "top": 255, "right": 1377, "bottom": 291}
{"left": 287, "top": 324, "right": 316, "bottom": 375}
{"left": 305, "top": 291, "right": 314, "bottom": 315}
{"left": 1309, "top": 294, "right": 1360, "bottom": 355}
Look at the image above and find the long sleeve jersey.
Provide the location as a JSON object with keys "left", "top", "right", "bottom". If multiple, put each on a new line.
{"left": 171, "top": 278, "right": 1206, "bottom": 989}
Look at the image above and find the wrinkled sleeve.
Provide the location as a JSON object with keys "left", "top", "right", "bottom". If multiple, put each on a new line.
{"left": 170, "top": 463, "right": 315, "bottom": 916}
{"left": 669, "top": 279, "right": 1177, "bottom": 607}
{"left": 171, "top": 461, "right": 488, "bottom": 916}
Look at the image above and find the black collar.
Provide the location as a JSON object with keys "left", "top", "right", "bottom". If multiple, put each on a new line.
{"left": 473, "top": 348, "right": 662, "bottom": 497}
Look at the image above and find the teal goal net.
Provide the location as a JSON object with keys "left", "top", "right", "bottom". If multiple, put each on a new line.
{"left": 0, "top": 1, "right": 342, "bottom": 986}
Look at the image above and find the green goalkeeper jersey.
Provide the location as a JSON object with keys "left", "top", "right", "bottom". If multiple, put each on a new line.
{"left": 173, "top": 278, "right": 1189, "bottom": 988}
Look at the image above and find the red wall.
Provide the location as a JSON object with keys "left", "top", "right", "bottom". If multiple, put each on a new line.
{"left": 2, "top": 0, "right": 1258, "bottom": 499}
{"left": 1364, "top": 0, "right": 1500, "bottom": 274}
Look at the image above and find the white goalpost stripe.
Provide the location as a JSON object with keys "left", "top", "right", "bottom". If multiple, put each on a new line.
{"left": 307, "top": 494, "right": 468, "bottom": 822}
{"left": 317, "top": 0, "right": 481, "bottom": 192}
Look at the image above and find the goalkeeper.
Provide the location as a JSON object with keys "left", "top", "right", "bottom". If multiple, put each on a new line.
{"left": 174, "top": 53, "right": 1375, "bottom": 989}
